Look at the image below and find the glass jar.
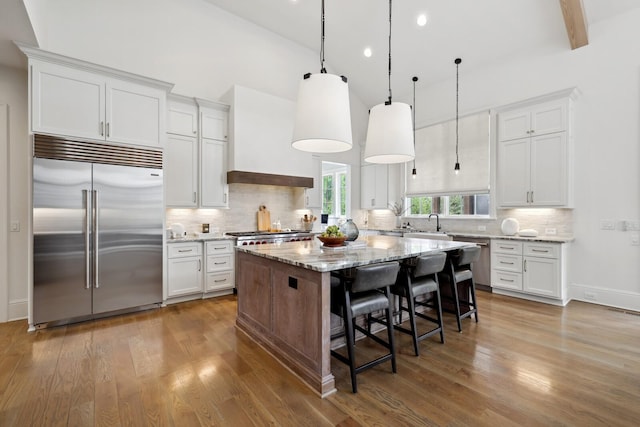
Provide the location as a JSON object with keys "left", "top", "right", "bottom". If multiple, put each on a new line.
{"left": 341, "top": 219, "right": 359, "bottom": 241}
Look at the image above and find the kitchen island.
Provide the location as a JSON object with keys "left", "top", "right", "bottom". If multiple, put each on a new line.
{"left": 235, "top": 235, "right": 476, "bottom": 397}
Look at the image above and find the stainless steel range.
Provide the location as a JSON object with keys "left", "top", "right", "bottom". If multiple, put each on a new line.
{"left": 226, "top": 231, "right": 315, "bottom": 246}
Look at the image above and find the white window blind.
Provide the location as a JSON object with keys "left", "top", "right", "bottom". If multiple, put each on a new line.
{"left": 406, "top": 111, "right": 490, "bottom": 196}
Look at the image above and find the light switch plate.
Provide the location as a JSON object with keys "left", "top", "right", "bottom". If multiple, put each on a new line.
{"left": 600, "top": 220, "right": 615, "bottom": 230}
{"left": 477, "top": 225, "right": 486, "bottom": 232}
{"left": 10, "top": 221, "right": 20, "bottom": 232}
{"left": 631, "top": 233, "right": 640, "bottom": 246}
{"left": 545, "top": 228, "right": 557, "bottom": 235}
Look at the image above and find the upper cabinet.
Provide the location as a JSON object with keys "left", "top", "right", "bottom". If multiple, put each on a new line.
{"left": 20, "top": 44, "right": 173, "bottom": 148}
{"left": 497, "top": 88, "right": 578, "bottom": 208}
{"left": 165, "top": 95, "right": 229, "bottom": 208}
{"left": 304, "top": 155, "right": 322, "bottom": 209}
{"left": 361, "top": 163, "right": 388, "bottom": 210}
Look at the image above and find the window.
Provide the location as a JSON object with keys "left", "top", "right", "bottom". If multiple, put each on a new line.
{"left": 322, "top": 162, "right": 349, "bottom": 219}
{"left": 409, "top": 194, "right": 490, "bottom": 216}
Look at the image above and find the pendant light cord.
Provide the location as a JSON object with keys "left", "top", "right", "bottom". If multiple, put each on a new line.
{"left": 455, "top": 58, "right": 461, "bottom": 163}
{"left": 320, "top": 0, "right": 326, "bottom": 73}
{"left": 412, "top": 76, "right": 417, "bottom": 170}
{"left": 386, "top": 0, "right": 393, "bottom": 105}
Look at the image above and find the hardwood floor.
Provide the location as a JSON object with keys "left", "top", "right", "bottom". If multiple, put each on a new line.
{"left": 1, "top": 291, "right": 639, "bottom": 426}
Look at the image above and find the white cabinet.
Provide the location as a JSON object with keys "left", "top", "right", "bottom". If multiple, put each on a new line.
{"left": 204, "top": 240, "right": 235, "bottom": 295}
{"left": 28, "top": 56, "right": 170, "bottom": 148}
{"left": 304, "top": 156, "right": 322, "bottom": 209}
{"left": 166, "top": 134, "right": 198, "bottom": 207}
{"left": 167, "top": 242, "right": 203, "bottom": 298}
{"left": 361, "top": 164, "right": 388, "bottom": 209}
{"left": 497, "top": 90, "right": 577, "bottom": 208}
{"left": 165, "top": 96, "right": 229, "bottom": 208}
{"left": 491, "top": 239, "right": 567, "bottom": 304}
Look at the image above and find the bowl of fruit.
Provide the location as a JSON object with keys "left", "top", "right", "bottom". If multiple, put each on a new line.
{"left": 317, "top": 225, "right": 347, "bottom": 247}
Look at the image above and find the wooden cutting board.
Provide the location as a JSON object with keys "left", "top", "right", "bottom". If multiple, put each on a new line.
{"left": 257, "top": 205, "right": 271, "bottom": 231}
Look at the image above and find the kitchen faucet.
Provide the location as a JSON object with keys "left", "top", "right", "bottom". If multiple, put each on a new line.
{"left": 428, "top": 213, "right": 441, "bottom": 232}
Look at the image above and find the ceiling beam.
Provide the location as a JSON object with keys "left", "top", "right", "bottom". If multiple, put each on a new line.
{"left": 559, "top": 0, "right": 589, "bottom": 49}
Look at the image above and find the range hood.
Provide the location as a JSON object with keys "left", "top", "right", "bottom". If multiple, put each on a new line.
{"left": 227, "top": 170, "right": 313, "bottom": 188}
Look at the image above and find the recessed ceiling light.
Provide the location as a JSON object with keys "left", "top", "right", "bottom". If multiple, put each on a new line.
{"left": 417, "top": 14, "right": 428, "bottom": 26}
{"left": 363, "top": 47, "right": 372, "bottom": 58}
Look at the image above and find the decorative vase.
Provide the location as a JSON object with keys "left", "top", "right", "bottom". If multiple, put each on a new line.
{"left": 395, "top": 216, "right": 402, "bottom": 228}
{"left": 341, "top": 219, "right": 359, "bottom": 241}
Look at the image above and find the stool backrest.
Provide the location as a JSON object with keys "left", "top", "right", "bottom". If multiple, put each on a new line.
{"left": 454, "top": 246, "right": 481, "bottom": 268}
{"left": 352, "top": 262, "right": 400, "bottom": 293}
{"left": 413, "top": 252, "right": 447, "bottom": 278}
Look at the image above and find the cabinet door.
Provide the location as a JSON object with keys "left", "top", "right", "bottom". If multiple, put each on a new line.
{"left": 31, "top": 60, "right": 105, "bottom": 140}
{"left": 523, "top": 256, "right": 560, "bottom": 298}
{"left": 304, "top": 155, "right": 322, "bottom": 208}
{"left": 200, "top": 138, "right": 228, "bottom": 207}
{"left": 497, "top": 139, "right": 530, "bottom": 207}
{"left": 167, "top": 257, "right": 203, "bottom": 297}
{"left": 166, "top": 134, "right": 198, "bottom": 207}
{"left": 530, "top": 133, "right": 567, "bottom": 206}
{"left": 361, "top": 165, "right": 376, "bottom": 209}
{"left": 373, "top": 164, "right": 388, "bottom": 209}
{"left": 531, "top": 100, "right": 566, "bottom": 136}
{"left": 201, "top": 108, "right": 228, "bottom": 141}
{"left": 168, "top": 100, "right": 198, "bottom": 137}
{"left": 106, "top": 79, "right": 164, "bottom": 147}
{"left": 498, "top": 109, "right": 531, "bottom": 141}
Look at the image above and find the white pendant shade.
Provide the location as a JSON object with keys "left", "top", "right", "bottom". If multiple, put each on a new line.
{"left": 364, "top": 102, "right": 415, "bottom": 164}
{"left": 292, "top": 73, "right": 353, "bottom": 153}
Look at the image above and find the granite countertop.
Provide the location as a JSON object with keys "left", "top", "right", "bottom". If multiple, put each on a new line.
{"left": 235, "top": 235, "right": 476, "bottom": 273}
{"left": 167, "top": 234, "right": 236, "bottom": 243}
{"left": 370, "top": 228, "right": 574, "bottom": 243}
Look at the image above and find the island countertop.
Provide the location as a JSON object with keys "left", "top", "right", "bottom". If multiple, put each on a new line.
{"left": 235, "top": 234, "right": 477, "bottom": 273}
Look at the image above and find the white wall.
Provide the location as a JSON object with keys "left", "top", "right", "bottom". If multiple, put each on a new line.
{"left": 404, "top": 11, "right": 640, "bottom": 311}
{"left": 0, "top": 65, "right": 29, "bottom": 320}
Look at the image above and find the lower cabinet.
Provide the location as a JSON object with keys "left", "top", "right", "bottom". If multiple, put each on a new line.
{"left": 167, "top": 239, "right": 235, "bottom": 302}
{"left": 491, "top": 239, "right": 567, "bottom": 305}
{"left": 204, "top": 240, "right": 235, "bottom": 295}
{"left": 167, "top": 242, "right": 203, "bottom": 298}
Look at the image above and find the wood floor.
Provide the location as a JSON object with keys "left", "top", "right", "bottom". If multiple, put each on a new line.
{"left": 1, "top": 291, "right": 639, "bottom": 426}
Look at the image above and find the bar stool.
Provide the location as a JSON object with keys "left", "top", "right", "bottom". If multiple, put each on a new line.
{"left": 390, "top": 252, "right": 447, "bottom": 356}
{"left": 330, "top": 261, "right": 400, "bottom": 393}
{"left": 440, "top": 246, "right": 481, "bottom": 332}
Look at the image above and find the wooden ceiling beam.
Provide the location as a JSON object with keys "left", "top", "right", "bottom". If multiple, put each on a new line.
{"left": 559, "top": 0, "right": 589, "bottom": 49}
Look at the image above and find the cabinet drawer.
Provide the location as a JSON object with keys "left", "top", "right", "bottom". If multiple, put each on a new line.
{"left": 206, "top": 240, "right": 233, "bottom": 255}
{"left": 206, "top": 271, "right": 234, "bottom": 292}
{"left": 524, "top": 242, "right": 559, "bottom": 258}
{"left": 168, "top": 242, "right": 202, "bottom": 258}
{"left": 492, "top": 270, "right": 522, "bottom": 291}
{"left": 493, "top": 240, "right": 523, "bottom": 255}
{"left": 206, "top": 254, "right": 233, "bottom": 272}
{"left": 493, "top": 254, "right": 522, "bottom": 273}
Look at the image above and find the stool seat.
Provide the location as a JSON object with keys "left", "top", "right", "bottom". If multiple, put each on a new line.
{"left": 330, "top": 261, "right": 399, "bottom": 393}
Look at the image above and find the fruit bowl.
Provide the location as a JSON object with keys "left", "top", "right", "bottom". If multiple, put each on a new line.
{"left": 317, "top": 235, "right": 347, "bottom": 247}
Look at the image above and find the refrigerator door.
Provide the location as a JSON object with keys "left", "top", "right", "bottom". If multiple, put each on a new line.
{"left": 92, "top": 163, "right": 163, "bottom": 314}
{"left": 33, "top": 158, "right": 93, "bottom": 324}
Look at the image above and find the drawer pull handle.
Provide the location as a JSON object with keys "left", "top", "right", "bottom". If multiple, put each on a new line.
{"left": 178, "top": 249, "right": 193, "bottom": 253}
{"left": 499, "top": 246, "right": 514, "bottom": 250}
{"left": 500, "top": 261, "right": 514, "bottom": 265}
{"left": 213, "top": 247, "right": 226, "bottom": 250}
{"left": 214, "top": 279, "right": 226, "bottom": 283}
{"left": 502, "top": 278, "right": 514, "bottom": 282}
{"left": 214, "top": 262, "right": 227, "bottom": 265}
{"left": 531, "top": 249, "right": 549, "bottom": 253}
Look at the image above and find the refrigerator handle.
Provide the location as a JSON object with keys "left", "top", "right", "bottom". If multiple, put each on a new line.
{"left": 83, "top": 190, "right": 91, "bottom": 290}
{"left": 93, "top": 189, "right": 100, "bottom": 289}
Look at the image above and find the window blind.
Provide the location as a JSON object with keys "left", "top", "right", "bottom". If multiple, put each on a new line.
{"left": 406, "top": 111, "right": 490, "bottom": 196}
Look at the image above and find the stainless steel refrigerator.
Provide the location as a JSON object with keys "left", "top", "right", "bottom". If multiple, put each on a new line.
{"left": 33, "top": 136, "right": 163, "bottom": 328}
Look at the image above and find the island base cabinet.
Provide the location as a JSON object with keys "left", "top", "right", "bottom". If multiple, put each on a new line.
{"left": 235, "top": 251, "right": 335, "bottom": 397}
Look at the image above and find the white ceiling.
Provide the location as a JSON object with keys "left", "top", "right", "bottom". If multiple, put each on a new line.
{"left": 1, "top": 0, "right": 639, "bottom": 107}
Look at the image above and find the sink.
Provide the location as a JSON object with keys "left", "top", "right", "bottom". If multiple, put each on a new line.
{"left": 403, "top": 232, "right": 453, "bottom": 241}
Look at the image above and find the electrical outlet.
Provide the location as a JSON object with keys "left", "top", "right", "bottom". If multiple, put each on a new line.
{"left": 631, "top": 233, "right": 640, "bottom": 246}
{"left": 625, "top": 221, "right": 639, "bottom": 231}
{"left": 600, "top": 220, "right": 615, "bottom": 230}
{"left": 10, "top": 221, "right": 20, "bottom": 232}
{"left": 477, "top": 225, "right": 486, "bottom": 232}
{"left": 617, "top": 220, "right": 628, "bottom": 231}
{"left": 584, "top": 291, "right": 597, "bottom": 301}
{"left": 545, "top": 228, "right": 557, "bottom": 235}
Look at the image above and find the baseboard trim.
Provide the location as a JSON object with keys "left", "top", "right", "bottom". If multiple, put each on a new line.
{"left": 569, "top": 284, "right": 640, "bottom": 312}
{"left": 8, "top": 298, "right": 28, "bottom": 321}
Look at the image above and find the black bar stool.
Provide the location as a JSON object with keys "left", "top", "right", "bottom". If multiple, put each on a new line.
{"left": 330, "top": 261, "right": 400, "bottom": 393}
{"left": 440, "top": 246, "right": 481, "bottom": 332}
{"left": 390, "top": 252, "right": 447, "bottom": 356}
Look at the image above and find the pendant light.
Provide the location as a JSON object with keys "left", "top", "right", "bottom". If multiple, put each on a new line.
{"left": 292, "top": 0, "right": 353, "bottom": 153}
{"left": 411, "top": 76, "right": 418, "bottom": 179}
{"left": 364, "top": 0, "right": 414, "bottom": 164}
{"left": 454, "top": 58, "right": 462, "bottom": 174}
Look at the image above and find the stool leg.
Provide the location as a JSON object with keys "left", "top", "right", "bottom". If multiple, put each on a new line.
{"left": 405, "top": 287, "right": 420, "bottom": 356}
{"left": 342, "top": 293, "right": 358, "bottom": 393}
{"left": 449, "top": 261, "right": 463, "bottom": 332}
{"left": 384, "top": 288, "right": 397, "bottom": 373}
{"left": 469, "top": 277, "right": 479, "bottom": 323}
{"left": 434, "top": 283, "right": 445, "bottom": 343}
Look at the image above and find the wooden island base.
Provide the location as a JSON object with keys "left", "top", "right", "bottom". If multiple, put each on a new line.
{"left": 235, "top": 250, "right": 336, "bottom": 397}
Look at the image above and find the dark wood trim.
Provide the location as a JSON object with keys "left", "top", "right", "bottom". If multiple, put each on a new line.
{"left": 227, "top": 170, "right": 313, "bottom": 188}
{"left": 559, "top": 0, "right": 589, "bottom": 49}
